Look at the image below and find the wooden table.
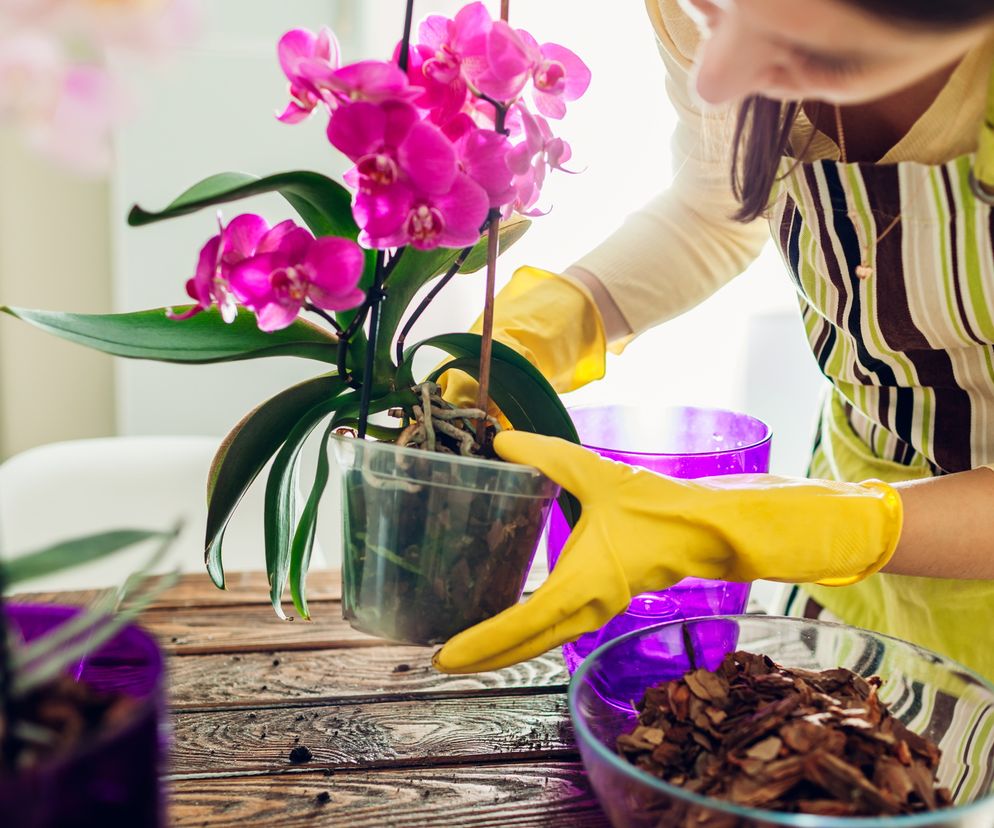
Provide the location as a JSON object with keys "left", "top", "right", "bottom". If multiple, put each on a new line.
{"left": 21, "top": 571, "right": 611, "bottom": 827}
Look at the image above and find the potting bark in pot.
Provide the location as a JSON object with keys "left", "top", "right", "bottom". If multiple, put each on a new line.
{"left": 2, "top": 1, "right": 589, "bottom": 641}
{"left": 0, "top": 530, "right": 175, "bottom": 828}
{"left": 335, "top": 385, "right": 558, "bottom": 644}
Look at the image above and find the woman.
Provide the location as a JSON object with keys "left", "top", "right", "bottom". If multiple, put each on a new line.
{"left": 434, "top": 0, "right": 994, "bottom": 680}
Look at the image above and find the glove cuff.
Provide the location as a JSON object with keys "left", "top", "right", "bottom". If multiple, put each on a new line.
{"left": 814, "top": 479, "right": 904, "bottom": 587}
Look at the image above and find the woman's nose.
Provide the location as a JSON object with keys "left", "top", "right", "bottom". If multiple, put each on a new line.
{"left": 692, "top": 18, "right": 774, "bottom": 105}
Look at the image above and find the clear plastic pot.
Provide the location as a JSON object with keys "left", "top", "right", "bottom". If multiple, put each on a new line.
{"left": 332, "top": 435, "right": 559, "bottom": 645}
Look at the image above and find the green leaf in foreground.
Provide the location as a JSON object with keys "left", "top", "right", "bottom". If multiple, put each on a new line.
{"left": 4, "top": 529, "right": 173, "bottom": 587}
{"left": 1, "top": 306, "right": 339, "bottom": 365}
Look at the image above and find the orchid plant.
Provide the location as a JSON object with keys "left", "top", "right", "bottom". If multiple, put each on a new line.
{"left": 2, "top": 0, "right": 586, "bottom": 619}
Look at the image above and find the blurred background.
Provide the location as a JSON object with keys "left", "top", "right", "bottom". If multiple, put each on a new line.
{"left": 0, "top": 0, "right": 826, "bottom": 584}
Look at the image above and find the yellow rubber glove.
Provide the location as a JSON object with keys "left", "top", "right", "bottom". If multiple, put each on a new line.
{"left": 433, "top": 432, "right": 903, "bottom": 674}
{"left": 440, "top": 266, "right": 608, "bottom": 411}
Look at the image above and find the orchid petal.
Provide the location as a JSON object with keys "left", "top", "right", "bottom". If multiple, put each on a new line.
{"left": 418, "top": 15, "right": 452, "bottom": 51}
{"left": 459, "top": 129, "right": 514, "bottom": 207}
{"left": 326, "top": 100, "right": 385, "bottom": 161}
{"left": 533, "top": 88, "right": 567, "bottom": 120}
{"left": 255, "top": 300, "right": 301, "bottom": 332}
{"left": 486, "top": 21, "right": 532, "bottom": 77}
{"left": 222, "top": 214, "right": 269, "bottom": 261}
{"left": 398, "top": 121, "right": 457, "bottom": 195}
{"left": 276, "top": 100, "right": 313, "bottom": 124}
{"left": 433, "top": 173, "right": 488, "bottom": 247}
{"left": 353, "top": 181, "right": 414, "bottom": 238}
{"left": 541, "top": 43, "right": 591, "bottom": 100}
{"left": 278, "top": 29, "right": 318, "bottom": 82}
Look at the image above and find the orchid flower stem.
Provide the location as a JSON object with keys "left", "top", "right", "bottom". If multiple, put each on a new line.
{"left": 336, "top": 248, "right": 405, "bottom": 387}
{"left": 395, "top": 245, "right": 474, "bottom": 366}
{"left": 304, "top": 303, "right": 344, "bottom": 335}
{"left": 501, "top": 0, "right": 510, "bottom": 22}
{"left": 357, "top": 250, "right": 387, "bottom": 439}
{"left": 474, "top": 207, "right": 502, "bottom": 446}
{"left": 397, "top": 0, "right": 416, "bottom": 72}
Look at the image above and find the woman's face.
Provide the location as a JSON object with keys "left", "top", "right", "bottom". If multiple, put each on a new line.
{"left": 681, "top": 0, "right": 993, "bottom": 105}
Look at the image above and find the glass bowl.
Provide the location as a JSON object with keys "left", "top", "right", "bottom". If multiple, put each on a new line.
{"left": 546, "top": 405, "right": 771, "bottom": 673}
{"left": 569, "top": 615, "right": 994, "bottom": 827}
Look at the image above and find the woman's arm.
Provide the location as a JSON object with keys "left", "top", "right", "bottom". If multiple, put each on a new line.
{"left": 887, "top": 466, "right": 994, "bottom": 579}
{"left": 561, "top": 0, "right": 770, "bottom": 342}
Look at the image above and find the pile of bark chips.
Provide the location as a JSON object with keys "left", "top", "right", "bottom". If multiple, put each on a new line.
{"left": 617, "top": 650, "right": 952, "bottom": 819}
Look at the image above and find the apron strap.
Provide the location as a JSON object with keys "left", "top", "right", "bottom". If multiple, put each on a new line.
{"left": 972, "top": 54, "right": 994, "bottom": 202}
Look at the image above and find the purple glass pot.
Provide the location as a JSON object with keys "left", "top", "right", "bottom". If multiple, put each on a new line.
{"left": 547, "top": 405, "right": 772, "bottom": 673}
{"left": 1, "top": 604, "right": 166, "bottom": 828}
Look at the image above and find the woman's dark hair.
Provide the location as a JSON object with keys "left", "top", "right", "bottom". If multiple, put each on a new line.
{"left": 730, "top": 0, "right": 994, "bottom": 222}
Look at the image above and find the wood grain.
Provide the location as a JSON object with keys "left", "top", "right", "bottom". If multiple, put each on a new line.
{"left": 169, "top": 762, "right": 609, "bottom": 827}
{"left": 141, "top": 602, "right": 384, "bottom": 655}
{"left": 148, "top": 570, "right": 341, "bottom": 608}
{"left": 170, "top": 692, "right": 574, "bottom": 776}
{"left": 167, "top": 647, "right": 567, "bottom": 710}
{"left": 11, "top": 570, "right": 341, "bottom": 610}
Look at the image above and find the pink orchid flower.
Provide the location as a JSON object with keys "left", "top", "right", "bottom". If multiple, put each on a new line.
{"left": 227, "top": 228, "right": 366, "bottom": 332}
{"left": 468, "top": 20, "right": 533, "bottom": 102}
{"left": 517, "top": 31, "right": 590, "bottom": 120}
{"left": 328, "top": 99, "right": 456, "bottom": 197}
{"left": 505, "top": 105, "right": 575, "bottom": 215}
{"left": 453, "top": 126, "right": 515, "bottom": 209}
{"left": 355, "top": 172, "right": 489, "bottom": 251}
{"left": 175, "top": 214, "right": 300, "bottom": 322}
{"left": 276, "top": 27, "right": 340, "bottom": 124}
{"left": 402, "top": 2, "right": 490, "bottom": 123}
{"left": 304, "top": 59, "right": 418, "bottom": 106}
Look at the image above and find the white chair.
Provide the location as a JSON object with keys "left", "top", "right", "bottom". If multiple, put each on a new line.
{"left": 0, "top": 435, "right": 325, "bottom": 592}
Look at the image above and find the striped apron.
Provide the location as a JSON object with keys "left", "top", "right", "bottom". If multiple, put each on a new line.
{"left": 763, "top": 133, "right": 994, "bottom": 798}
{"left": 767, "top": 151, "right": 994, "bottom": 679}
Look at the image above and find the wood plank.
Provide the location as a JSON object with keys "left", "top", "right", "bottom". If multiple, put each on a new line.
{"left": 142, "top": 603, "right": 382, "bottom": 655}
{"left": 10, "top": 570, "right": 341, "bottom": 610}
{"left": 170, "top": 692, "right": 574, "bottom": 776}
{"left": 169, "top": 762, "right": 609, "bottom": 827}
{"left": 150, "top": 570, "right": 341, "bottom": 608}
{"left": 167, "top": 647, "right": 567, "bottom": 710}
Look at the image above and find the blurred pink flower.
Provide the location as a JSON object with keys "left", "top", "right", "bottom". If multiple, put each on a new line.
{"left": 276, "top": 27, "right": 339, "bottom": 124}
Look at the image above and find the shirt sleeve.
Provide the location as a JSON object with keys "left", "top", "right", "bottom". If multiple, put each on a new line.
{"left": 569, "top": 0, "right": 770, "bottom": 340}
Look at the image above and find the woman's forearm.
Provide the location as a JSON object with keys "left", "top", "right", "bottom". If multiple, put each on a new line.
{"left": 885, "top": 466, "right": 994, "bottom": 579}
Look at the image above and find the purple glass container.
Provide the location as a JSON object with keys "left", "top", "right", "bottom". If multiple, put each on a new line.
{"left": 547, "top": 405, "right": 772, "bottom": 673}
{"left": 1, "top": 604, "right": 166, "bottom": 828}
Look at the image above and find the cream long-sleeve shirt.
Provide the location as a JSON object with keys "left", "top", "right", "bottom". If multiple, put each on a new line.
{"left": 570, "top": 0, "right": 994, "bottom": 340}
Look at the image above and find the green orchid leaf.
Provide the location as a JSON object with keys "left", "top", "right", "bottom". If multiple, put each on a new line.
{"left": 128, "top": 170, "right": 359, "bottom": 240}
{"left": 1, "top": 306, "right": 340, "bottom": 365}
{"left": 128, "top": 170, "right": 377, "bottom": 294}
{"left": 406, "top": 332, "right": 581, "bottom": 527}
{"left": 3, "top": 529, "right": 174, "bottom": 587}
{"left": 288, "top": 424, "right": 333, "bottom": 620}
{"left": 374, "top": 217, "right": 531, "bottom": 376}
{"left": 456, "top": 215, "right": 531, "bottom": 275}
{"left": 263, "top": 394, "right": 348, "bottom": 619}
{"left": 205, "top": 375, "right": 348, "bottom": 588}
{"left": 286, "top": 388, "right": 416, "bottom": 618}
